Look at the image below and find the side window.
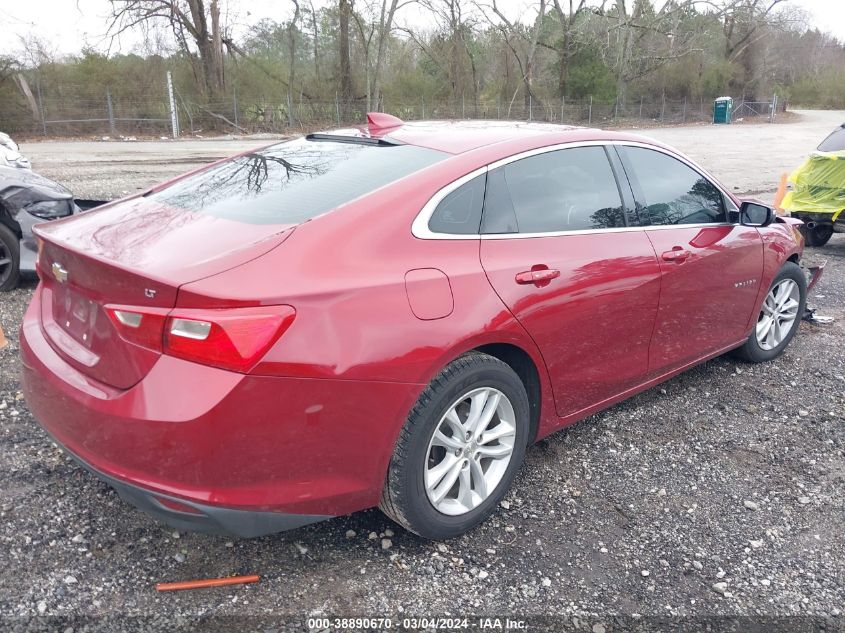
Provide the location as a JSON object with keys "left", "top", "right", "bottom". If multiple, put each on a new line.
{"left": 620, "top": 147, "right": 726, "bottom": 226}
{"left": 481, "top": 146, "right": 626, "bottom": 234}
{"left": 428, "top": 174, "right": 486, "bottom": 235}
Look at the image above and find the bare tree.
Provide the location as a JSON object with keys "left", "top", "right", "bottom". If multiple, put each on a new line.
{"left": 718, "top": 0, "right": 788, "bottom": 97}
{"left": 308, "top": 1, "right": 322, "bottom": 86}
{"left": 720, "top": 0, "right": 787, "bottom": 62}
{"left": 413, "top": 0, "right": 481, "bottom": 106}
{"left": 108, "top": 0, "right": 228, "bottom": 97}
{"left": 478, "top": 0, "right": 548, "bottom": 114}
{"left": 352, "top": 0, "right": 413, "bottom": 110}
{"left": 599, "top": 0, "right": 702, "bottom": 105}
{"left": 548, "top": 0, "right": 588, "bottom": 97}
{"left": 339, "top": 0, "right": 354, "bottom": 105}
{"left": 287, "top": 0, "right": 302, "bottom": 125}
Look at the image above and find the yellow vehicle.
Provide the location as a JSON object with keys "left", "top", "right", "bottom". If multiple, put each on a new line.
{"left": 781, "top": 123, "right": 845, "bottom": 246}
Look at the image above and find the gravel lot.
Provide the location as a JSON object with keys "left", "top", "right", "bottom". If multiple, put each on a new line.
{"left": 1, "top": 111, "right": 844, "bottom": 631}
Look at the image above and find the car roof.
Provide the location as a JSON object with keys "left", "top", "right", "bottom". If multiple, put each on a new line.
{"left": 333, "top": 116, "right": 666, "bottom": 158}
{"left": 383, "top": 120, "right": 588, "bottom": 154}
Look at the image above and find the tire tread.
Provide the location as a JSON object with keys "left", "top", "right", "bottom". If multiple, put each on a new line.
{"left": 380, "top": 352, "right": 514, "bottom": 535}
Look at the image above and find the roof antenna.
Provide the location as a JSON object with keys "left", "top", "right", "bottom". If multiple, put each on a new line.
{"left": 367, "top": 112, "right": 404, "bottom": 131}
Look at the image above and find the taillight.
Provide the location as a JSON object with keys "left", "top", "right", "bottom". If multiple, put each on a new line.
{"left": 165, "top": 306, "right": 296, "bottom": 372}
{"left": 106, "top": 306, "right": 169, "bottom": 351}
{"left": 106, "top": 304, "right": 296, "bottom": 373}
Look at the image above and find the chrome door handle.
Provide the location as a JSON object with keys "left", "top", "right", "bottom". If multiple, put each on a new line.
{"left": 661, "top": 248, "right": 690, "bottom": 263}
{"left": 515, "top": 269, "right": 560, "bottom": 285}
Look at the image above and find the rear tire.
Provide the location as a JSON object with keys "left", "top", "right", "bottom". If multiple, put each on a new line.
{"left": 380, "top": 352, "right": 530, "bottom": 540}
{"left": 800, "top": 223, "right": 833, "bottom": 247}
{"left": 734, "top": 261, "right": 806, "bottom": 363}
{"left": 0, "top": 223, "right": 20, "bottom": 292}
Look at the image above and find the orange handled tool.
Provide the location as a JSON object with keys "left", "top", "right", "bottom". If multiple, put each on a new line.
{"left": 156, "top": 574, "right": 260, "bottom": 592}
{"left": 773, "top": 172, "right": 788, "bottom": 215}
{"left": 0, "top": 322, "right": 7, "bottom": 350}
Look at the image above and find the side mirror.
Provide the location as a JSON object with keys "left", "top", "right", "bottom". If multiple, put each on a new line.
{"left": 739, "top": 201, "right": 774, "bottom": 227}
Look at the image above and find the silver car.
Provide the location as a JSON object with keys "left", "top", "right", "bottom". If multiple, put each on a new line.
{"left": 0, "top": 166, "right": 77, "bottom": 290}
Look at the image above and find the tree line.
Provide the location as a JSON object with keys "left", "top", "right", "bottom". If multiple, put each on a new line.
{"left": 2, "top": 0, "right": 844, "bottom": 135}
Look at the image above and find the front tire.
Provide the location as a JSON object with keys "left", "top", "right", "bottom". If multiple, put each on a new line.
{"left": 734, "top": 261, "right": 806, "bottom": 363}
{"left": 380, "top": 352, "right": 530, "bottom": 540}
{"left": 0, "top": 223, "right": 21, "bottom": 292}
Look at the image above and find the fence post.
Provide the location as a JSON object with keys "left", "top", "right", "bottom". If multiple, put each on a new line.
{"left": 588, "top": 95, "right": 592, "bottom": 125}
{"left": 660, "top": 91, "right": 665, "bottom": 123}
{"left": 614, "top": 97, "right": 618, "bottom": 120}
{"left": 107, "top": 88, "right": 116, "bottom": 136}
{"left": 335, "top": 92, "right": 340, "bottom": 124}
{"left": 682, "top": 96, "right": 687, "bottom": 124}
{"left": 421, "top": 96, "right": 425, "bottom": 119}
{"left": 528, "top": 94, "right": 533, "bottom": 121}
{"left": 639, "top": 96, "right": 643, "bottom": 118}
{"left": 166, "top": 71, "right": 179, "bottom": 138}
{"left": 462, "top": 95, "right": 465, "bottom": 118}
{"left": 561, "top": 96, "right": 564, "bottom": 123}
{"left": 770, "top": 94, "right": 777, "bottom": 123}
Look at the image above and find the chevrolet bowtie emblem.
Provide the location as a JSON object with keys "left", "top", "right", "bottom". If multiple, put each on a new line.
{"left": 51, "top": 262, "right": 68, "bottom": 284}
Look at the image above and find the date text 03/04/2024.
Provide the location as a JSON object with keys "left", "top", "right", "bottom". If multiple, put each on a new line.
{"left": 306, "top": 616, "right": 528, "bottom": 630}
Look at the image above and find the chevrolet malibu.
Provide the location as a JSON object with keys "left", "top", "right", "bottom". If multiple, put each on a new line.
{"left": 21, "top": 114, "right": 813, "bottom": 540}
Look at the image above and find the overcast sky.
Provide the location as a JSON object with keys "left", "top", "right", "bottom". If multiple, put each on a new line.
{"left": 1, "top": 0, "right": 843, "bottom": 57}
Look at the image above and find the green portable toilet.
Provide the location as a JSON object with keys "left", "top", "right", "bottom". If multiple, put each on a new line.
{"left": 713, "top": 97, "right": 733, "bottom": 124}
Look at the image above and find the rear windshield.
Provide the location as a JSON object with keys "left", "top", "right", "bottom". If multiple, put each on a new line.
{"left": 147, "top": 138, "right": 447, "bottom": 225}
{"left": 818, "top": 126, "right": 845, "bottom": 152}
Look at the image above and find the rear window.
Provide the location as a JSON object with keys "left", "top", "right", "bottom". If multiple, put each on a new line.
{"left": 818, "top": 126, "right": 845, "bottom": 152}
{"left": 148, "top": 138, "right": 447, "bottom": 225}
{"left": 428, "top": 174, "right": 486, "bottom": 234}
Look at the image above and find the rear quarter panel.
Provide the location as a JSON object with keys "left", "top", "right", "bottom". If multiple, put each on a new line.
{"left": 176, "top": 154, "right": 559, "bottom": 433}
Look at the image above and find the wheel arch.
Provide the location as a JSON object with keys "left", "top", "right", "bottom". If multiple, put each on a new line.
{"left": 472, "top": 342, "right": 542, "bottom": 445}
{"left": 0, "top": 199, "right": 22, "bottom": 239}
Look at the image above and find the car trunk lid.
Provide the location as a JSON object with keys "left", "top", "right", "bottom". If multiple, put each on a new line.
{"left": 34, "top": 198, "right": 295, "bottom": 389}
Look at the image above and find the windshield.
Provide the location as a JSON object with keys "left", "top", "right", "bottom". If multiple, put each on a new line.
{"left": 817, "top": 126, "right": 845, "bottom": 152}
{"left": 148, "top": 137, "right": 447, "bottom": 225}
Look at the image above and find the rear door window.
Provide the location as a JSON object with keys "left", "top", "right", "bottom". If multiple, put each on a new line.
{"left": 618, "top": 146, "right": 726, "bottom": 226}
{"left": 481, "top": 146, "right": 627, "bottom": 234}
{"left": 148, "top": 138, "right": 447, "bottom": 225}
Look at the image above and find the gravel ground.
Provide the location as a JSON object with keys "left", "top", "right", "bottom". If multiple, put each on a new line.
{"left": 1, "top": 112, "right": 844, "bottom": 631}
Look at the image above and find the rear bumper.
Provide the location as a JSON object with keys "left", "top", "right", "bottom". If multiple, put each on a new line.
{"left": 53, "top": 430, "right": 328, "bottom": 537}
{"left": 20, "top": 286, "right": 421, "bottom": 533}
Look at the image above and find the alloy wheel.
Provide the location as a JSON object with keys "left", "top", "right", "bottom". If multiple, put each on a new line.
{"left": 0, "top": 239, "right": 11, "bottom": 288}
{"left": 424, "top": 387, "right": 516, "bottom": 516}
{"left": 756, "top": 278, "right": 800, "bottom": 351}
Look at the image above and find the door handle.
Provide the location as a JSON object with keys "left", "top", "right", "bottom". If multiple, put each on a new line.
{"left": 515, "top": 268, "right": 560, "bottom": 285}
{"left": 661, "top": 247, "right": 691, "bottom": 263}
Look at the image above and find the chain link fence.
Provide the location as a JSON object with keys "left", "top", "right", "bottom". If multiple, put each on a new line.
{"left": 2, "top": 73, "right": 783, "bottom": 138}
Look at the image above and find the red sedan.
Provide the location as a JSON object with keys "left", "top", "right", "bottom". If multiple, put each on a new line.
{"left": 21, "top": 114, "right": 813, "bottom": 540}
